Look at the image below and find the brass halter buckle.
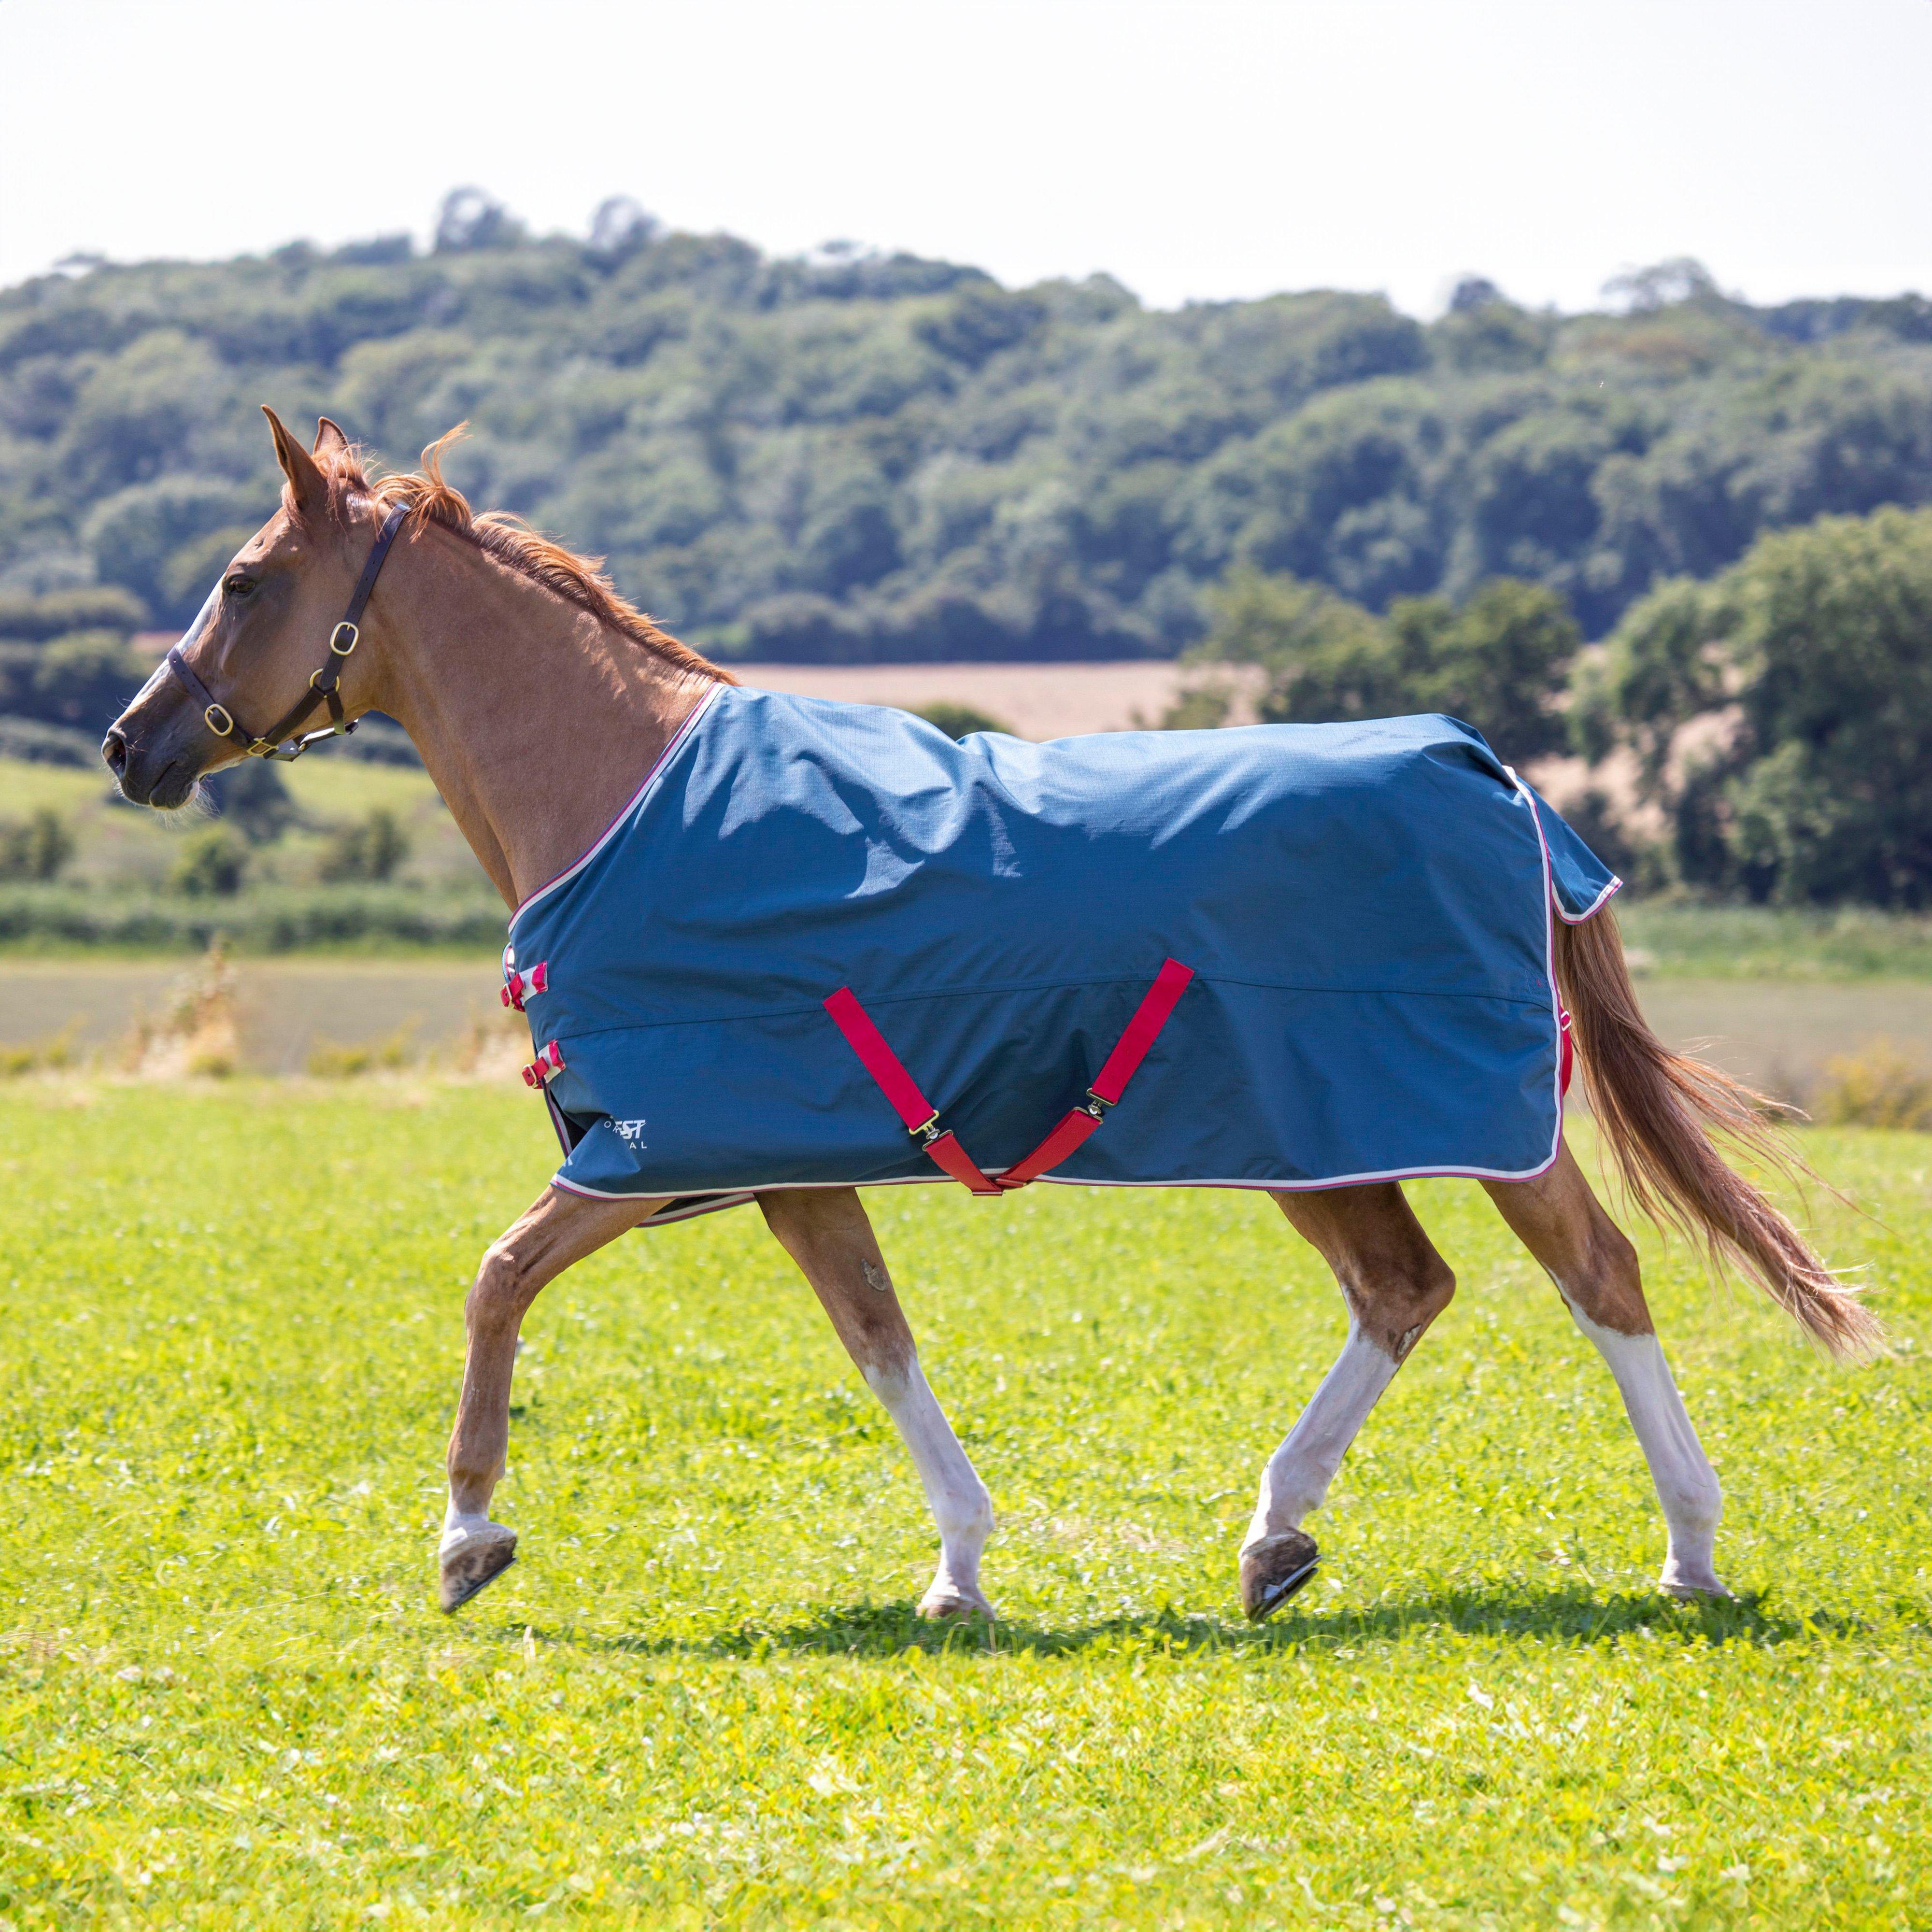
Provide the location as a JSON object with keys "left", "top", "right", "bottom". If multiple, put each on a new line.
{"left": 329, "top": 621, "right": 359, "bottom": 655}
{"left": 204, "top": 702, "right": 235, "bottom": 737}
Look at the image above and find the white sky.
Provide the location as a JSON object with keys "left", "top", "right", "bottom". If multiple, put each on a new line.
{"left": 2, "top": 0, "right": 1928, "bottom": 316}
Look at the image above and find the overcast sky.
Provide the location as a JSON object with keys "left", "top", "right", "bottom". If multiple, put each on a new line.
{"left": 2, "top": 0, "right": 1928, "bottom": 315}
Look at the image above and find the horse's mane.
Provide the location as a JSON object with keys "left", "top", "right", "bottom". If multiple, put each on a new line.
{"left": 307, "top": 428, "right": 734, "bottom": 685}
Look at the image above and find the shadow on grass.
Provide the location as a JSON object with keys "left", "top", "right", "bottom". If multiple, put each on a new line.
{"left": 502, "top": 1583, "right": 1890, "bottom": 1662}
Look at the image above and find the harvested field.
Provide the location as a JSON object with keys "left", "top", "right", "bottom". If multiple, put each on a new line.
{"left": 8, "top": 959, "right": 1932, "bottom": 1103}
{"left": 729, "top": 660, "right": 1215, "bottom": 739}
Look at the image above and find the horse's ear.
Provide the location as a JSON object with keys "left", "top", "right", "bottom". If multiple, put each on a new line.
{"left": 312, "top": 416, "right": 350, "bottom": 458}
{"left": 262, "top": 404, "right": 328, "bottom": 518}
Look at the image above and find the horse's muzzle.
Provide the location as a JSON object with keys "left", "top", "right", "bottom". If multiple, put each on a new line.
{"left": 103, "top": 685, "right": 213, "bottom": 809}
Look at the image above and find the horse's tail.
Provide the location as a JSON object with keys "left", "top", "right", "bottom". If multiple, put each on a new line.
{"left": 1553, "top": 908, "right": 1883, "bottom": 1363}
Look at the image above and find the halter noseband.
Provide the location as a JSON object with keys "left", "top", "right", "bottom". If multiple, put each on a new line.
{"left": 164, "top": 502, "right": 410, "bottom": 763}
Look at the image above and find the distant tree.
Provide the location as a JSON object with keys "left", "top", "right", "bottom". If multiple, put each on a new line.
{"left": 1449, "top": 277, "right": 1503, "bottom": 313}
{"left": 319, "top": 806, "right": 411, "bottom": 882}
{"left": 913, "top": 701, "right": 1015, "bottom": 740}
{"left": 433, "top": 187, "right": 524, "bottom": 254}
{"left": 82, "top": 475, "right": 261, "bottom": 625}
{"left": 207, "top": 760, "right": 298, "bottom": 844}
{"left": 0, "top": 583, "right": 149, "bottom": 735}
{"left": 1200, "top": 568, "right": 1399, "bottom": 723}
{"left": 914, "top": 287, "right": 1046, "bottom": 367}
{"left": 28, "top": 629, "right": 146, "bottom": 729}
{"left": 1384, "top": 579, "right": 1580, "bottom": 760}
{"left": 587, "top": 196, "right": 658, "bottom": 262}
{"left": 0, "top": 586, "right": 146, "bottom": 638}
{"left": 0, "top": 807, "right": 76, "bottom": 881}
{"left": 1431, "top": 280, "right": 1548, "bottom": 373}
{"left": 1602, "top": 257, "right": 1723, "bottom": 313}
{"left": 170, "top": 824, "right": 250, "bottom": 897}
{"left": 1577, "top": 505, "right": 1932, "bottom": 904}
{"left": 1186, "top": 568, "right": 1577, "bottom": 763}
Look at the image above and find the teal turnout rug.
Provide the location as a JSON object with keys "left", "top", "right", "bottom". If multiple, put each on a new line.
{"left": 501, "top": 686, "right": 1616, "bottom": 1225}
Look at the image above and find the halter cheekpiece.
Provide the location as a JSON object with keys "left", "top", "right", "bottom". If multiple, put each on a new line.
{"left": 164, "top": 502, "right": 410, "bottom": 762}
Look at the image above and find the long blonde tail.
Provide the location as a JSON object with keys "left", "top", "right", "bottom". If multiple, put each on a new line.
{"left": 1553, "top": 909, "right": 1882, "bottom": 1362}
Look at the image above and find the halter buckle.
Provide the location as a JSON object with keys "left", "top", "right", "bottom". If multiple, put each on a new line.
{"left": 204, "top": 702, "right": 235, "bottom": 738}
{"left": 329, "top": 621, "right": 359, "bottom": 656}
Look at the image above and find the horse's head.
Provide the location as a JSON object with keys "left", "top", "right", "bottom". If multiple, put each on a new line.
{"left": 103, "top": 408, "right": 386, "bottom": 807}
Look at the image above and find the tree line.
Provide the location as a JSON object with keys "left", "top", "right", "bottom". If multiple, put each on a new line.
{"left": 3, "top": 197, "right": 1931, "bottom": 904}
{"left": 3, "top": 198, "right": 1928, "bottom": 660}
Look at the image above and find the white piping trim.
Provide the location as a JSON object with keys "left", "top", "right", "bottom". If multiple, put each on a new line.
{"left": 509, "top": 683, "right": 723, "bottom": 934}
{"left": 555, "top": 1170, "right": 949, "bottom": 1205}
{"left": 554, "top": 1139, "right": 1566, "bottom": 1221}
{"left": 1505, "top": 766, "right": 1569, "bottom": 1160}
{"left": 551, "top": 1179, "right": 759, "bottom": 1226}
{"left": 1556, "top": 871, "right": 1623, "bottom": 925}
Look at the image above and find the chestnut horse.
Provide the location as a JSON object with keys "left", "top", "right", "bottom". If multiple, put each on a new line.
{"left": 105, "top": 411, "right": 1879, "bottom": 1622}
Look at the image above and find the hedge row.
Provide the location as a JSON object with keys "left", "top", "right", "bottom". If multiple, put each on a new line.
{"left": 0, "top": 883, "right": 506, "bottom": 952}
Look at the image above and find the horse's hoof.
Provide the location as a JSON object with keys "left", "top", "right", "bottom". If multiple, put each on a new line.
{"left": 1659, "top": 1565, "right": 1732, "bottom": 1601}
{"left": 438, "top": 1523, "right": 518, "bottom": 1614}
{"left": 1239, "top": 1530, "right": 1320, "bottom": 1621}
{"left": 917, "top": 1583, "right": 995, "bottom": 1623}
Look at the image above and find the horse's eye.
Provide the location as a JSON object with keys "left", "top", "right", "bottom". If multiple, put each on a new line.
{"left": 224, "top": 574, "right": 256, "bottom": 601}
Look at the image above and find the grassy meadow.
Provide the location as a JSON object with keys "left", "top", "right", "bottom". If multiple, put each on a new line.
{"left": 0, "top": 1086, "right": 1927, "bottom": 1928}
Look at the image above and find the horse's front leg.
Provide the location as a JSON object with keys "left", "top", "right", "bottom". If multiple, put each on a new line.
{"left": 440, "top": 1184, "right": 666, "bottom": 1611}
{"left": 758, "top": 1187, "right": 996, "bottom": 1619}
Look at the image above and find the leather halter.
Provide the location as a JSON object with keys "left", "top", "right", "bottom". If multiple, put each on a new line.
{"left": 165, "top": 503, "right": 409, "bottom": 762}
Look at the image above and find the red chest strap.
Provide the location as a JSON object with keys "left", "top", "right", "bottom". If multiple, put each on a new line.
{"left": 823, "top": 959, "right": 1194, "bottom": 1194}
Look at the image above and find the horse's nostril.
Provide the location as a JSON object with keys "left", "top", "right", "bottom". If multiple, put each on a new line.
{"left": 102, "top": 729, "right": 128, "bottom": 776}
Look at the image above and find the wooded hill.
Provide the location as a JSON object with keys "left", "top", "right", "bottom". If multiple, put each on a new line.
{"left": 4, "top": 200, "right": 1930, "bottom": 661}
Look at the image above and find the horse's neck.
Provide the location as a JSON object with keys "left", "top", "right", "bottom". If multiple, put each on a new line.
{"left": 369, "top": 532, "right": 718, "bottom": 909}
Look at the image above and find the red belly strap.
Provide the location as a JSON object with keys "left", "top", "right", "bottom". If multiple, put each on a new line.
{"left": 823, "top": 959, "right": 1194, "bottom": 1194}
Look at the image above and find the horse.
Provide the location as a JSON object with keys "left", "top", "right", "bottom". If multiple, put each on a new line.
{"left": 103, "top": 408, "right": 1881, "bottom": 1623}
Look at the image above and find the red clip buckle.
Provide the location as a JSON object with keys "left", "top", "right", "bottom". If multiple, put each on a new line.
{"left": 521, "top": 1038, "right": 565, "bottom": 1088}
{"left": 501, "top": 960, "right": 550, "bottom": 1011}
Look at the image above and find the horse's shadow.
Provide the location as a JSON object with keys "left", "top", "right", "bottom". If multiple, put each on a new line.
{"left": 501, "top": 1582, "right": 1889, "bottom": 1662}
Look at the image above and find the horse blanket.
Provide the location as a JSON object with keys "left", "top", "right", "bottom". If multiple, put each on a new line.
{"left": 505, "top": 685, "right": 1618, "bottom": 1226}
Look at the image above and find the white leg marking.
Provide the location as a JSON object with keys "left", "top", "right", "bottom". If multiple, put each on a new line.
{"left": 1562, "top": 1295, "right": 1727, "bottom": 1597}
{"left": 1243, "top": 1322, "right": 1399, "bottom": 1551}
{"left": 863, "top": 1355, "right": 995, "bottom": 1615}
{"left": 439, "top": 1497, "right": 515, "bottom": 1562}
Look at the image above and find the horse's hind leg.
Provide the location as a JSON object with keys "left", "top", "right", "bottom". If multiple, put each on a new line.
{"left": 759, "top": 1187, "right": 995, "bottom": 1620}
{"left": 1484, "top": 1143, "right": 1727, "bottom": 1597}
{"left": 1241, "top": 1183, "right": 1456, "bottom": 1619}
{"left": 441, "top": 1185, "right": 666, "bottom": 1611}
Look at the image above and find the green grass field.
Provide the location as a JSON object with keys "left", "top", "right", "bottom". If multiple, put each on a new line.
{"left": 1, "top": 1089, "right": 1927, "bottom": 1929}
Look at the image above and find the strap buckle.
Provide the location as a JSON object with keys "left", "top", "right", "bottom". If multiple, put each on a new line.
{"left": 329, "top": 621, "right": 359, "bottom": 656}
{"left": 1082, "top": 1087, "right": 1116, "bottom": 1121}
{"left": 909, "top": 1111, "right": 943, "bottom": 1146}
{"left": 203, "top": 702, "right": 235, "bottom": 737}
